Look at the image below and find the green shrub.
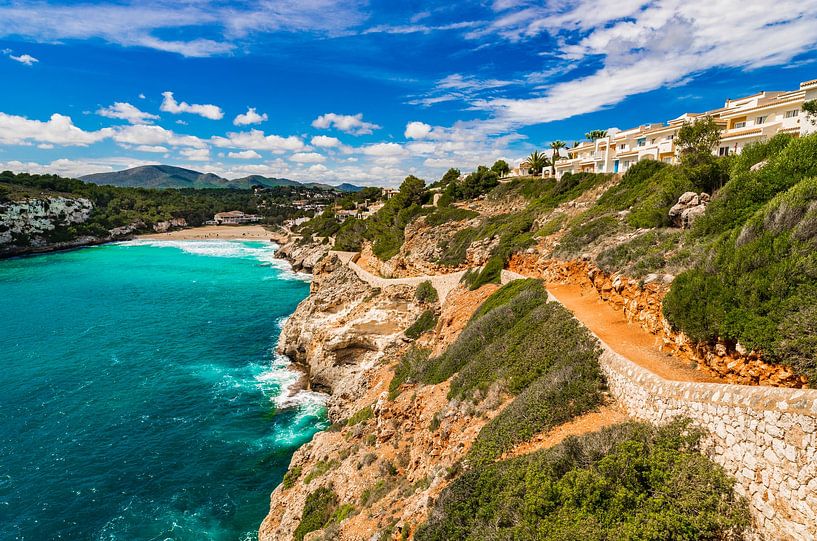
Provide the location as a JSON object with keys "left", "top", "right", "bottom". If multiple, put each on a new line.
{"left": 360, "top": 479, "right": 394, "bottom": 507}
{"left": 664, "top": 175, "right": 817, "bottom": 381}
{"left": 282, "top": 465, "right": 302, "bottom": 490}
{"left": 416, "top": 421, "right": 750, "bottom": 541}
{"left": 596, "top": 229, "right": 683, "bottom": 277}
{"left": 304, "top": 460, "right": 339, "bottom": 484}
{"left": 424, "top": 206, "right": 478, "bottom": 226}
{"left": 405, "top": 309, "right": 438, "bottom": 339}
{"left": 461, "top": 255, "right": 503, "bottom": 290}
{"left": 555, "top": 215, "right": 620, "bottom": 257}
{"left": 626, "top": 167, "right": 695, "bottom": 228}
{"left": 294, "top": 486, "right": 339, "bottom": 541}
{"left": 415, "top": 281, "right": 439, "bottom": 303}
{"left": 389, "top": 347, "right": 431, "bottom": 399}
{"left": 347, "top": 405, "right": 374, "bottom": 426}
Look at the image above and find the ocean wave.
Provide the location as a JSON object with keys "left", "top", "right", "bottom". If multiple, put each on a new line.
{"left": 119, "top": 239, "right": 310, "bottom": 282}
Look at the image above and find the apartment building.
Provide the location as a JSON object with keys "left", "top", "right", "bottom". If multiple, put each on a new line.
{"left": 553, "top": 79, "right": 817, "bottom": 179}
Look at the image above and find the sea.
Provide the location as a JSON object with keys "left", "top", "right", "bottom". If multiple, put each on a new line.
{"left": 0, "top": 240, "right": 327, "bottom": 540}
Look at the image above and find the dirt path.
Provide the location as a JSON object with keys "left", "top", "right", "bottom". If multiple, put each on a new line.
{"left": 547, "top": 283, "right": 722, "bottom": 383}
{"left": 502, "top": 405, "right": 630, "bottom": 460}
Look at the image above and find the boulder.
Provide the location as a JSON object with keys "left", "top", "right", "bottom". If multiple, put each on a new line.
{"left": 669, "top": 191, "right": 709, "bottom": 228}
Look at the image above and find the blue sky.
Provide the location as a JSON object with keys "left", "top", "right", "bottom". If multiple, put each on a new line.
{"left": 1, "top": 0, "right": 817, "bottom": 186}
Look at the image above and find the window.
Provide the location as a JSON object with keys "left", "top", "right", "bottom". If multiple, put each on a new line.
{"left": 636, "top": 137, "right": 646, "bottom": 147}
{"left": 718, "top": 147, "right": 730, "bottom": 157}
{"left": 666, "top": 135, "right": 674, "bottom": 141}
{"left": 755, "top": 116, "right": 767, "bottom": 125}
{"left": 650, "top": 138, "right": 656, "bottom": 144}
{"left": 733, "top": 121, "right": 746, "bottom": 129}
{"left": 785, "top": 110, "right": 799, "bottom": 118}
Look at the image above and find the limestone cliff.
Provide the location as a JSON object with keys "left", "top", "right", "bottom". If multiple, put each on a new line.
{"left": 260, "top": 253, "right": 501, "bottom": 540}
{"left": 0, "top": 196, "right": 94, "bottom": 255}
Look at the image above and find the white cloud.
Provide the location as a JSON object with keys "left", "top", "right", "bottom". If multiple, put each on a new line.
{"left": 310, "top": 135, "right": 342, "bottom": 148}
{"left": 135, "top": 145, "right": 169, "bottom": 153}
{"left": 360, "top": 142, "right": 408, "bottom": 157}
{"left": 211, "top": 129, "right": 306, "bottom": 153}
{"left": 160, "top": 91, "right": 223, "bottom": 120}
{"left": 9, "top": 53, "right": 38, "bottom": 65}
{"left": 233, "top": 107, "right": 268, "bottom": 126}
{"left": 0, "top": 112, "right": 112, "bottom": 146}
{"left": 181, "top": 148, "right": 210, "bottom": 161}
{"left": 138, "top": 93, "right": 146, "bottom": 99}
{"left": 228, "top": 150, "right": 262, "bottom": 159}
{"left": 466, "top": 0, "right": 817, "bottom": 130}
{"left": 290, "top": 152, "right": 326, "bottom": 163}
{"left": 97, "top": 102, "right": 159, "bottom": 124}
{"left": 0, "top": 2, "right": 366, "bottom": 57}
{"left": 404, "top": 121, "right": 432, "bottom": 139}
{"left": 312, "top": 112, "right": 380, "bottom": 135}
{"left": 113, "top": 124, "right": 206, "bottom": 149}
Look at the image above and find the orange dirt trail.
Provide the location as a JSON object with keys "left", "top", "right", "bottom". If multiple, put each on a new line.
{"left": 547, "top": 283, "right": 722, "bottom": 384}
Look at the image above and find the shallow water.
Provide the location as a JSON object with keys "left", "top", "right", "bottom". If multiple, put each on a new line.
{"left": 0, "top": 240, "right": 326, "bottom": 540}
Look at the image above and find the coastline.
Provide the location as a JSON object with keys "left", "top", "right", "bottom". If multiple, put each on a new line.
{"left": 138, "top": 224, "right": 283, "bottom": 242}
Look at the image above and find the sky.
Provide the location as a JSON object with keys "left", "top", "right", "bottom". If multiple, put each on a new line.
{"left": 1, "top": 0, "right": 817, "bottom": 187}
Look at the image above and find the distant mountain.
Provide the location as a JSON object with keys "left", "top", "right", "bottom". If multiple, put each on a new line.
{"left": 79, "top": 165, "right": 364, "bottom": 192}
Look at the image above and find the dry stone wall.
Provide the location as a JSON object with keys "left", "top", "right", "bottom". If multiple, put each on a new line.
{"left": 598, "top": 343, "right": 817, "bottom": 540}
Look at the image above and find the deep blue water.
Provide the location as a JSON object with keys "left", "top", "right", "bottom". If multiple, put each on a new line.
{"left": 0, "top": 240, "right": 326, "bottom": 540}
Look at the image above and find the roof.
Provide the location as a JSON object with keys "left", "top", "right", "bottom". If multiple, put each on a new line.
{"left": 720, "top": 127, "right": 763, "bottom": 140}
{"left": 719, "top": 96, "right": 804, "bottom": 118}
{"left": 801, "top": 79, "right": 817, "bottom": 89}
{"left": 215, "top": 210, "right": 246, "bottom": 218}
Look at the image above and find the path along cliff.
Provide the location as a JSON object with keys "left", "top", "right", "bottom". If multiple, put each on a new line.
{"left": 263, "top": 242, "right": 817, "bottom": 540}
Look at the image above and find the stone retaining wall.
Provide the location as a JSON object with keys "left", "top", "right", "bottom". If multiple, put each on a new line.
{"left": 592, "top": 320, "right": 817, "bottom": 540}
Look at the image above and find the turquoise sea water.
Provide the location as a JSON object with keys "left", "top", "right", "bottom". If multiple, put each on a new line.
{"left": 0, "top": 240, "right": 326, "bottom": 540}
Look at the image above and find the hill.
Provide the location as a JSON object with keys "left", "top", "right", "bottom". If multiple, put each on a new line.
{"left": 79, "top": 165, "right": 363, "bottom": 191}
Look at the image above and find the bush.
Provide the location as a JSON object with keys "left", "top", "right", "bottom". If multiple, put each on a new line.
{"left": 347, "top": 405, "right": 373, "bottom": 426}
{"left": 389, "top": 347, "right": 431, "bottom": 398}
{"left": 424, "top": 206, "right": 478, "bottom": 226}
{"left": 282, "top": 465, "right": 302, "bottom": 490}
{"left": 555, "top": 215, "right": 620, "bottom": 257}
{"left": 416, "top": 421, "right": 750, "bottom": 541}
{"left": 294, "top": 487, "right": 339, "bottom": 541}
{"left": 664, "top": 175, "right": 817, "bottom": 381}
{"left": 304, "top": 460, "right": 339, "bottom": 484}
{"left": 596, "top": 229, "right": 683, "bottom": 277}
{"left": 405, "top": 309, "right": 438, "bottom": 339}
{"left": 461, "top": 255, "right": 503, "bottom": 290}
{"left": 415, "top": 281, "right": 439, "bottom": 303}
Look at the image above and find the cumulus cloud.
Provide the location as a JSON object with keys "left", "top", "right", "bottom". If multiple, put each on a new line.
{"left": 97, "top": 102, "right": 159, "bottom": 124}
{"left": 310, "top": 135, "right": 342, "bottom": 148}
{"left": 290, "top": 152, "right": 326, "bottom": 163}
{"left": 0, "top": 112, "right": 112, "bottom": 146}
{"left": 360, "top": 142, "right": 408, "bottom": 157}
{"left": 404, "top": 121, "right": 432, "bottom": 139}
{"left": 228, "top": 150, "right": 262, "bottom": 159}
{"left": 211, "top": 129, "right": 306, "bottom": 153}
{"left": 135, "top": 145, "right": 169, "bottom": 153}
{"left": 312, "top": 112, "right": 380, "bottom": 135}
{"left": 233, "top": 107, "right": 268, "bottom": 126}
{"left": 9, "top": 53, "right": 38, "bottom": 65}
{"left": 160, "top": 91, "right": 223, "bottom": 120}
{"left": 113, "top": 124, "right": 207, "bottom": 149}
{"left": 181, "top": 148, "right": 210, "bottom": 161}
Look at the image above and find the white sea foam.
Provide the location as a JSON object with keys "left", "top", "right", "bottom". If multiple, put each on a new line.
{"left": 119, "top": 239, "right": 311, "bottom": 282}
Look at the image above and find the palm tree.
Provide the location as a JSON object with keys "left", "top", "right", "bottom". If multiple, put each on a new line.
{"left": 585, "top": 129, "right": 608, "bottom": 141}
{"left": 525, "top": 151, "right": 548, "bottom": 176}
{"left": 549, "top": 140, "right": 567, "bottom": 175}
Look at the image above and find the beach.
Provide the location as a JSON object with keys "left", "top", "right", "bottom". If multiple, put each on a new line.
{"left": 138, "top": 225, "right": 281, "bottom": 242}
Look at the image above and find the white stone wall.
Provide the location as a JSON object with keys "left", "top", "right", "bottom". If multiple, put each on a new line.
{"left": 0, "top": 196, "right": 93, "bottom": 245}
{"left": 597, "top": 342, "right": 817, "bottom": 540}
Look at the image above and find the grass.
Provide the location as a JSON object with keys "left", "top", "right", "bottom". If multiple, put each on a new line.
{"left": 416, "top": 421, "right": 750, "bottom": 541}
{"left": 596, "top": 229, "right": 684, "bottom": 278}
{"left": 424, "top": 206, "right": 479, "bottom": 226}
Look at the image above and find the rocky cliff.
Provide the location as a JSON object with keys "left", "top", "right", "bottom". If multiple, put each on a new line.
{"left": 260, "top": 252, "right": 502, "bottom": 540}
{"left": 0, "top": 196, "right": 96, "bottom": 256}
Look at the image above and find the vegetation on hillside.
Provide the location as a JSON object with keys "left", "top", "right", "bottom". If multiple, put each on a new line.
{"left": 416, "top": 421, "right": 750, "bottom": 541}
{"left": 0, "top": 170, "right": 318, "bottom": 246}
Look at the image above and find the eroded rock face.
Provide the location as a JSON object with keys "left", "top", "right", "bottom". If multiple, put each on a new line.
{"left": 276, "top": 239, "right": 331, "bottom": 273}
{"left": 669, "top": 191, "right": 710, "bottom": 229}
{"left": 261, "top": 282, "right": 503, "bottom": 541}
{"left": 0, "top": 196, "right": 93, "bottom": 247}
{"left": 277, "top": 254, "right": 424, "bottom": 414}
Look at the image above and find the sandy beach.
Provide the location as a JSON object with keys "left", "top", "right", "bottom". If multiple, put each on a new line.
{"left": 138, "top": 225, "right": 281, "bottom": 242}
